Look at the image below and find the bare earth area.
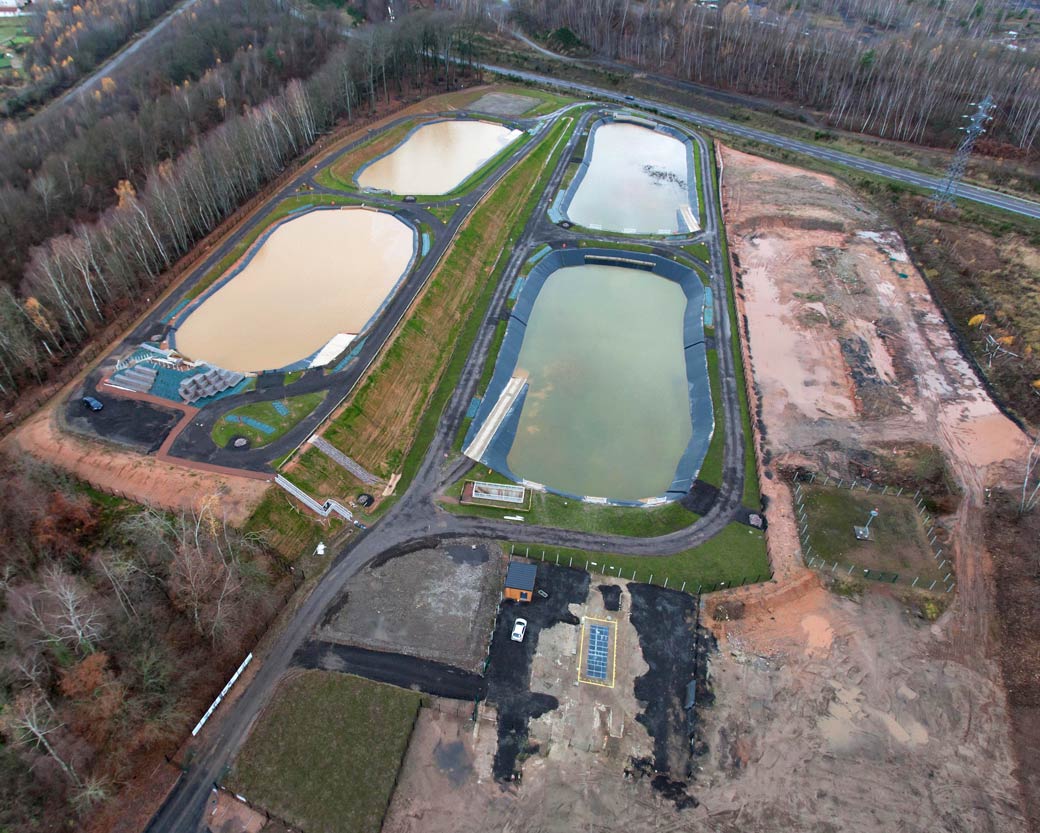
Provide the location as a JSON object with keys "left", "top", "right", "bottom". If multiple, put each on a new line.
{"left": 316, "top": 542, "right": 504, "bottom": 673}
{"left": 5, "top": 405, "right": 268, "bottom": 524}
{"left": 710, "top": 146, "right": 1032, "bottom": 831}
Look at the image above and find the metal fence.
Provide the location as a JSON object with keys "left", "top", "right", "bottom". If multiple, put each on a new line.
{"left": 508, "top": 543, "right": 773, "bottom": 596}
{"left": 792, "top": 472, "right": 956, "bottom": 594}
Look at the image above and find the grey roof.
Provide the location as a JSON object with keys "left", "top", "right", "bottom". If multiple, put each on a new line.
{"left": 505, "top": 562, "right": 537, "bottom": 591}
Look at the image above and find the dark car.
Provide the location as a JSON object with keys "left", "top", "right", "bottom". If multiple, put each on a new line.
{"left": 81, "top": 396, "right": 104, "bottom": 412}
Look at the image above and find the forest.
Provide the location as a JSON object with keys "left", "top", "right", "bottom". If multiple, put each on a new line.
{"left": 3, "top": 0, "right": 184, "bottom": 116}
{"left": 510, "top": 0, "right": 1040, "bottom": 151}
{"left": 0, "top": 455, "right": 286, "bottom": 831}
{"left": 0, "top": 4, "right": 473, "bottom": 406}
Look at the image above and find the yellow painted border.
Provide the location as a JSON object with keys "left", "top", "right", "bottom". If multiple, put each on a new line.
{"left": 577, "top": 616, "right": 617, "bottom": 688}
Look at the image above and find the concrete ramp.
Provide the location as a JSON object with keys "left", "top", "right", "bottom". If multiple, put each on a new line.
{"left": 464, "top": 374, "right": 528, "bottom": 463}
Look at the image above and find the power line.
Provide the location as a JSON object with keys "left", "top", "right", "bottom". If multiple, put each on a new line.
{"left": 933, "top": 95, "right": 995, "bottom": 210}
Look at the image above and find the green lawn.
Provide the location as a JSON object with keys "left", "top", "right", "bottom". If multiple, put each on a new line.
{"left": 801, "top": 485, "right": 943, "bottom": 581}
{"left": 211, "top": 392, "right": 325, "bottom": 449}
{"left": 425, "top": 203, "right": 459, "bottom": 224}
{"left": 697, "top": 350, "right": 725, "bottom": 487}
{"left": 683, "top": 242, "right": 710, "bottom": 262}
{"left": 505, "top": 520, "right": 769, "bottom": 591}
{"left": 227, "top": 671, "right": 420, "bottom": 833}
{"left": 710, "top": 145, "right": 761, "bottom": 510}
{"left": 443, "top": 466, "right": 699, "bottom": 536}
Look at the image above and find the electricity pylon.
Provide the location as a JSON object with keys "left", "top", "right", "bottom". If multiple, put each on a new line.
{"left": 933, "top": 95, "right": 995, "bottom": 210}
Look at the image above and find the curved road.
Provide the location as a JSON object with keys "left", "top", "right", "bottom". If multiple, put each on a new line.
{"left": 145, "top": 105, "right": 748, "bottom": 832}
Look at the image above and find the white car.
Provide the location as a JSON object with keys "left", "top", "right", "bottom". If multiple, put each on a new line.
{"left": 511, "top": 618, "right": 528, "bottom": 642}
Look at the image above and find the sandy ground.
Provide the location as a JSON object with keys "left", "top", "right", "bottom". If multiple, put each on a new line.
{"left": 698, "top": 578, "right": 1025, "bottom": 833}
{"left": 709, "top": 146, "right": 1032, "bottom": 830}
{"left": 206, "top": 790, "right": 266, "bottom": 833}
{"left": 6, "top": 405, "right": 269, "bottom": 524}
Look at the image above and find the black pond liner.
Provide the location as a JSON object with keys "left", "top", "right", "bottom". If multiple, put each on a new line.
{"left": 464, "top": 246, "right": 714, "bottom": 505}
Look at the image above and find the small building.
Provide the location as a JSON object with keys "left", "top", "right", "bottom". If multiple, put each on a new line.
{"left": 504, "top": 562, "right": 537, "bottom": 603}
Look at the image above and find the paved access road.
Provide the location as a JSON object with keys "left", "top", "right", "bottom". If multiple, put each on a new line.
{"left": 478, "top": 63, "right": 1040, "bottom": 221}
{"left": 145, "top": 104, "right": 751, "bottom": 832}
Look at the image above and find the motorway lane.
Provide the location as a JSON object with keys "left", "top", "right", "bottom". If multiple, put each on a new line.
{"left": 477, "top": 63, "right": 1040, "bottom": 221}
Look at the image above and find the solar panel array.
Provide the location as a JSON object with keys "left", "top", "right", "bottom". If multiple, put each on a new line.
{"left": 586, "top": 624, "right": 610, "bottom": 680}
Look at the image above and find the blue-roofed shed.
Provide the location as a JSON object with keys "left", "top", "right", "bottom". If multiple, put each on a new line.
{"left": 504, "top": 562, "right": 537, "bottom": 603}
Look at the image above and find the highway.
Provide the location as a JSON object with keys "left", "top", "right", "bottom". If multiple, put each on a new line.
{"left": 477, "top": 62, "right": 1040, "bottom": 221}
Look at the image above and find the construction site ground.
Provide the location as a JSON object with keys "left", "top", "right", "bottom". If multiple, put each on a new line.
{"left": 313, "top": 541, "right": 505, "bottom": 673}
{"left": 703, "top": 146, "right": 1032, "bottom": 831}
{"left": 383, "top": 568, "right": 706, "bottom": 831}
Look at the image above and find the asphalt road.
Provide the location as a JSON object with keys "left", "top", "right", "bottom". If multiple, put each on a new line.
{"left": 145, "top": 105, "right": 749, "bottom": 832}
{"left": 478, "top": 62, "right": 1040, "bottom": 221}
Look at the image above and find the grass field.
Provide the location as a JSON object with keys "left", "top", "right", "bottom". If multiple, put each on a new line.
{"left": 506, "top": 519, "right": 770, "bottom": 590}
{"left": 443, "top": 466, "right": 699, "bottom": 536}
{"left": 300, "top": 115, "right": 576, "bottom": 495}
{"left": 227, "top": 671, "right": 420, "bottom": 833}
{"left": 801, "top": 485, "right": 943, "bottom": 581}
{"left": 710, "top": 146, "right": 761, "bottom": 510}
{"left": 244, "top": 486, "right": 343, "bottom": 559}
{"left": 210, "top": 392, "right": 325, "bottom": 449}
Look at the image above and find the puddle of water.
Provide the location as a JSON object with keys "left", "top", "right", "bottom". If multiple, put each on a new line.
{"left": 507, "top": 264, "right": 692, "bottom": 500}
{"left": 356, "top": 120, "right": 522, "bottom": 195}
{"left": 567, "top": 123, "right": 692, "bottom": 234}
{"left": 175, "top": 208, "right": 413, "bottom": 373}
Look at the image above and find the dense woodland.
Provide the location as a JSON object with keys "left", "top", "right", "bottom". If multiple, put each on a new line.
{"left": 0, "top": 455, "right": 285, "bottom": 830}
{"left": 0, "top": 5, "right": 472, "bottom": 404}
{"left": 511, "top": 0, "right": 1040, "bottom": 150}
{"left": 3, "top": 0, "right": 184, "bottom": 117}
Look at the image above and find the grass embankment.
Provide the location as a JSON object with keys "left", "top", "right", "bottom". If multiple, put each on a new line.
{"left": 506, "top": 520, "right": 769, "bottom": 590}
{"left": 182, "top": 194, "right": 363, "bottom": 302}
{"left": 801, "top": 485, "right": 942, "bottom": 581}
{"left": 317, "top": 118, "right": 429, "bottom": 192}
{"left": 709, "top": 145, "right": 761, "bottom": 510}
{"left": 243, "top": 488, "right": 343, "bottom": 559}
{"left": 443, "top": 466, "right": 699, "bottom": 536}
{"left": 283, "top": 114, "right": 575, "bottom": 506}
{"left": 210, "top": 391, "right": 325, "bottom": 449}
{"left": 227, "top": 671, "right": 420, "bottom": 833}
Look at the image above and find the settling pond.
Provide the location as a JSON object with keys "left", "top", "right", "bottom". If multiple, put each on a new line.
{"left": 466, "top": 250, "right": 713, "bottom": 503}
{"left": 563, "top": 120, "right": 697, "bottom": 235}
{"left": 355, "top": 119, "right": 523, "bottom": 195}
{"left": 173, "top": 208, "right": 415, "bottom": 373}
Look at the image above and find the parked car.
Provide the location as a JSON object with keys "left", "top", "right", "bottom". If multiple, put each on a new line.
{"left": 81, "top": 396, "right": 103, "bottom": 412}
{"left": 511, "top": 618, "right": 528, "bottom": 643}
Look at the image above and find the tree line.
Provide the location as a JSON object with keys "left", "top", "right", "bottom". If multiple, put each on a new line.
{"left": 0, "top": 456, "right": 284, "bottom": 830}
{"left": 0, "top": 9, "right": 473, "bottom": 403}
{"left": 0, "top": 0, "right": 341, "bottom": 292}
{"left": 4, "top": 0, "right": 185, "bottom": 117}
{"left": 510, "top": 0, "right": 1040, "bottom": 150}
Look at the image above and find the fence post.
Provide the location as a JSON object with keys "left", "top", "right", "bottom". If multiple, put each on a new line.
{"left": 663, "top": 577, "right": 668, "bottom": 588}
{"left": 648, "top": 574, "right": 654, "bottom": 584}
{"left": 680, "top": 581, "right": 686, "bottom": 592}
{"left": 928, "top": 580, "right": 937, "bottom": 590}
{"left": 697, "top": 584, "right": 702, "bottom": 593}
{"left": 911, "top": 576, "right": 919, "bottom": 587}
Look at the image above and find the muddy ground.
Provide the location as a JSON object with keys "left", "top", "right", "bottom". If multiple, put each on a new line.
{"left": 711, "top": 146, "right": 1032, "bottom": 831}
{"left": 316, "top": 541, "right": 504, "bottom": 672}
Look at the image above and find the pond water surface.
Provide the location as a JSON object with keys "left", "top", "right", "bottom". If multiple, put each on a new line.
{"left": 506, "top": 264, "right": 692, "bottom": 500}
{"left": 356, "top": 120, "right": 522, "bottom": 195}
{"left": 565, "top": 122, "right": 693, "bottom": 234}
{"left": 174, "top": 208, "right": 413, "bottom": 373}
